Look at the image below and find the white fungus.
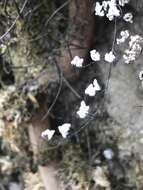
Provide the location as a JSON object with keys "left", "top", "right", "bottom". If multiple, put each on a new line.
{"left": 95, "top": 0, "right": 120, "bottom": 21}
{"left": 116, "top": 30, "right": 130, "bottom": 45}
{"left": 71, "top": 56, "right": 84, "bottom": 67}
{"left": 103, "top": 148, "right": 114, "bottom": 160}
{"left": 104, "top": 51, "right": 115, "bottom": 63}
{"left": 106, "top": 0, "right": 120, "bottom": 21}
{"left": 90, "top": 50, "right": 100, "bottom": 61}
{"left": 129, "top": 35, "right": 142, "bottom": 48}
{"left": 58, "top": 123, "right": 71, "bottom": 138}
{"left": 123, "top": 35, "right": 143, "bottom": 64}
{"left": 77, "top": 101, "right": 89, "bottom": 118}
{"left": 85, "top": 84, "right": 96, "bottom": 96}
{"left": 85, "top": 79, "right": 101, "bottom": 97}
{"left": 123, "top": 12, "right": 133, "bottom": 23}
{"left": 119, "top": 0, "right": 130, "bottom": 7}
{"left": 95, "top": 2, "right": 104, "bottom": 17}
{"left": 41, "top": 129, "right": 55, "bottom": 140}
{"left": 139, "top": 70, "right": 143, "bottom": 81}
{"left": 93, "top": 79, "right": 101, "bottom": 91}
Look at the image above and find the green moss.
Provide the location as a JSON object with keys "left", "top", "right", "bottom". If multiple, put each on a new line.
{"left": 59, "top": 144, "right": 90, "bottom": 189}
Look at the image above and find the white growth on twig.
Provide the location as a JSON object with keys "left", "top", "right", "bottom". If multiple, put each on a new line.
{"left": 116, "top": 30, "right": 130, "bottom": 45}
{"left": 77, "top": 101, "right": 89, "bottom": 118}
{"left": 139, "top": 70, "right": 143, "bottom": 81}
{"left": 123, "top": 35, "right": 143, "bottom": 64}
{"left": 103, "top": 148, "right": 114, "bottom": 160}
{"left": 95, "top": 2, "right": 104, "bottom": 17}
{"left": 119, "top": 0, "right": 130, "bottom": 6}
{"left": 58, "top": 123, "right": 71, "bottom": 138}
{"left": 95, "top": 0, "right": 120, "bottom": 21}
{"left": 85, "top": 84, "right": 96, "bottom": 96}
{"left": 93, "top": 79, "right": 101, "bottom": 91}
{"left": 90, "top": 50, "right": 100, "bottom": 61}
{"left": 123, "top": 12, "right": 133, "bottom": 23}
{"left": 85, "top": 79, "right": 101, "bottom": 96}
{"left": 104, "top": 51, "right": 115, "bottom": 62}
{"left": 71, "top": 56, "right": 84, "bottom": 67}
{"left": 41, "top": 129, "right": 55, "bottom": 140}
{"left": 106, "top": 0, "right": 120, "bottom": 21}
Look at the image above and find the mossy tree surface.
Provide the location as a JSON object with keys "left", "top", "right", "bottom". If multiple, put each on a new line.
{"left": 0, "top": 1, "right": 143, "bottom": 190}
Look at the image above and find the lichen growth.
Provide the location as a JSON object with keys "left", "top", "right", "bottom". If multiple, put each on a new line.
{"left": 58, "top": 143, "right": 90, "bottom": 190}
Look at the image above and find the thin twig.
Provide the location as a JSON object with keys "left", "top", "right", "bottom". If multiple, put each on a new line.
{"left": 111, "top": 18, "right": 117, "bottom": 53}
{"left": 0, "top": 0, "right": 28, "bottom": 41}
{"left": 105, "top": 18, "right": 117, "bottom": 91}
{"left": 24, "top": 2, "right": 43, "bottom": 17}
{"left": 66, "top": 40, "right": 73, "bottom": 59}
{"left": 42, "top": 63, "right": 63, "bottom": 121}
{"left": 85, "top": 127, "right": 92, "bottom": 164}
{"left": 45, "top": 0, "right": 69, "bottom": 26}
{"left": 0, "top": 15, "right": 19, "bottom": 41}
{"left": 13, "top": 0, "right": 23, "bottom": 19}
{"left": 63, "top": 77, "right": 82, "bottom": 99}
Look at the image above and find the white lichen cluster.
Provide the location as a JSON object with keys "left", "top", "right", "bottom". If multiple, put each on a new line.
{"left": 76, "top": 79, "right": 101, "bottom": 118}
{"left": 95, "top": 0, "right": 132, "bottom": 23}
{"left": 119, "top": 0, "right": 130, "bottom": 7}
{"left": 103, "top": 148, "right": 114, "bottom": 160}
{"left": 123, "top": 35, "right": 143, "bottom": 64}
{"left": 95, "top": 0, "right": 120, "bottom": 21}
{"left": 42, "top": 0, "right": 142, "bottom": 143}
{"left": 104, "top": 51, "right": 115, "bottom": 63}
{"left": 41, "top": 123, "right": 71, "bottom": 140}
{"left": 116, "top": 30, "right": 130, "bottom": 45}
{"left": 85, "top": 79, "right": 101, "bottom": 96}
{"left": 71, "top": 50, "right": 116, "bottom": 68}
{"left": 123, "top": 12, "right": 133, "bottom": 23}
{"left": 41, "top": 129, "right": 55, "bottom": 140}
{"left": 77, "top": 101, "right": 89, "bottom": 119}
{"left": 139, "top": 70, "right": 143, "bottom": 81}
{"left": 70, "top": 56, "right": 84, "bottom": 67}
{"left": 94, "top": 0, "right": 141, "bottom": 66}
{"left": 58, "top": 123, "right": 71, "bottom": 138}
{"left": 90, "top": 50, "right": 100, "bottom": 61}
